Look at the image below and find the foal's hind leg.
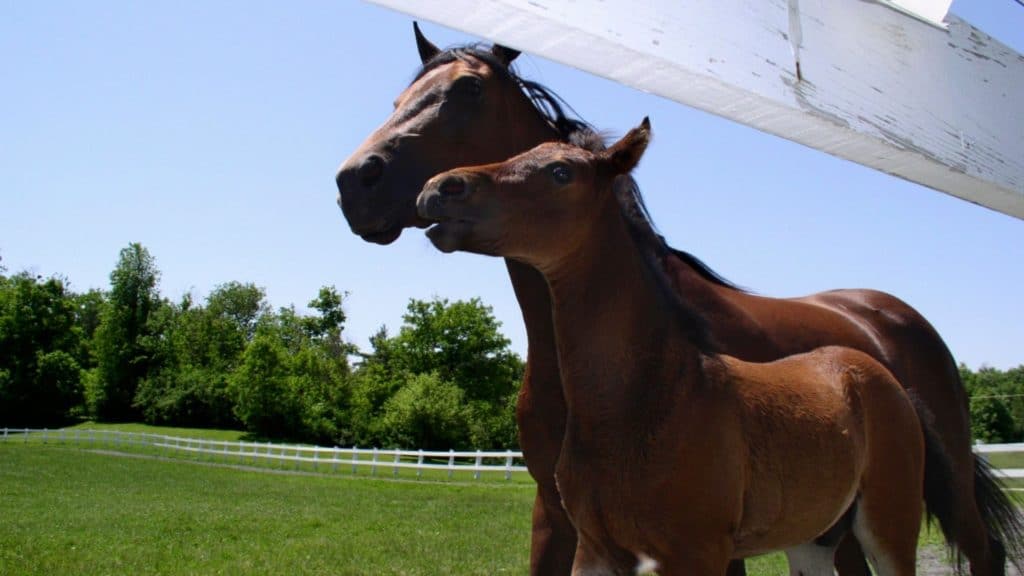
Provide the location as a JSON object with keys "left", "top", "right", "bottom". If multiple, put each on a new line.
{"left": 786, "top": 543, "right": 838, "bottom": 576}
{"left": 851, "top": 498, "right": 921, "bottom": 576}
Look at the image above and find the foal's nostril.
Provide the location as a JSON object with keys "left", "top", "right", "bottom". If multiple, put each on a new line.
{"left": 358, "top": 155, "right": 385, "bottom": 188}
{"left": 438, "top": 176, "right": 466, "bottom": 198}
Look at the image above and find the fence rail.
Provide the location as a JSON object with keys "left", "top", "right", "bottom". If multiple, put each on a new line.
{"left": 1, "top": 427, "right": 528, "bottom": 480}
{"left": 3, "top": 427, "right": 1021, "bottom": 481}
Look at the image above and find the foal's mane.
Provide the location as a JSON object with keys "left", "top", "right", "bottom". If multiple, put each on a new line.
{"left": 612, "top": 175, "right": 718, "bottom": 353}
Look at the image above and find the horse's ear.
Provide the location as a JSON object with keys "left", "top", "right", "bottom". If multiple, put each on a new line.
{"left": 413, "top": 22, "right": 441, "bottom": 64}
{"left": 603, "top": 117, "right": 652, "bottom": 175}
{"left": 490, "top": 44, "right": 520, "bottom": 66}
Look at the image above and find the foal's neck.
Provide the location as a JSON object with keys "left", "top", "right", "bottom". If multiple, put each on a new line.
{"left": 542, "top": 202, "right": 705, "bottom": 425}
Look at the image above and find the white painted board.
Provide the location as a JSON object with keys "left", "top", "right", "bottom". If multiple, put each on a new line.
{"left": 368, "top": 0, "right": 1024, "bottom": 219}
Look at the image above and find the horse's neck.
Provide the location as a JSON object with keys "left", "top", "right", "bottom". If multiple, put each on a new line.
{"left": 543, "top": 208, "right": 704, "bottom": 426}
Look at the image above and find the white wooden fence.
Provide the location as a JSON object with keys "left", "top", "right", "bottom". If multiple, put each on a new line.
{"left": 3, "top": 427, "right": 1021, "bottom": 481}
{"left": 0, "top": 428, "right": 527, "bottom": 481}
{"left": 973, "top": 442, "right": 1024, "bottom": 480}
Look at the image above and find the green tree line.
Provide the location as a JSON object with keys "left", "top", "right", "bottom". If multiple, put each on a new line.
{"left": 4, "top": 245, "right": 1022, "bottom": 446}
{"left": 0, "top": 244, "right": 522, "bottom": 449}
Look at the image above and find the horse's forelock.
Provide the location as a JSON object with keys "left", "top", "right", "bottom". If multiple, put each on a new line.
{"left": 413, "top": 44, "right": 600, "bottom": 147}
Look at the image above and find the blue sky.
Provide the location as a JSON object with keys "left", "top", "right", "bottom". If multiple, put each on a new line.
{"left": 2, "top": 1, "right": 1022, "bottom": 369}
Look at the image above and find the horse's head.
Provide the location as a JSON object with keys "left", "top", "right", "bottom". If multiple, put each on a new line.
{"left": 416, "top": 118, "right": 651, "bottom": 267}
{"left": 336, "top": 23, "right": 560, "bottom": 245}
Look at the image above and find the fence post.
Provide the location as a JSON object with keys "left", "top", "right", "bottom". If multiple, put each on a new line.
{"left": 332, "top": 447, "right": 339, "bottom": 473}
{"left": 417, "top": 449, "right": 424, "bottom": 479}
{"left": 61, "top": 428, "right": 67, "bottom": 444}
{"left": 393, "top": 450, "right": 400, "bottom": 477}
{"left": 371, "top": 448, "right": 379, "bottom": 476}
{"left": 24, "top": 428, "right": 29, "bottom": 444}
{"left": 505, "top": 450, "right": 513, "bottom": 481}
{"left": 42, "top": 428, "right": 49, "bottom": 444}
{"left": 352, "top": 446, "right": 359, "bottom": 475}
{"left": 473, "top": 450, "right": 482, "bottom": 480}
{"left": 448, "top": 449, "right": 455, "bottom": 480}
{"left": 314, "top": 448, "right": 319, "bottom": 472}
{"left": 3, "top": 428, "right": 7, "bottom": 441}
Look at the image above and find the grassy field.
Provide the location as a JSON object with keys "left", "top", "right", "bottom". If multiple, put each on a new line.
{"left": 1, "top": 426, "right": 1019, "bottom": 575}
{"left": 5, "top": 423, "right": 536, "bottom": 485}
{"left": 0, "top": 444, "right": 534, "bottom": 575}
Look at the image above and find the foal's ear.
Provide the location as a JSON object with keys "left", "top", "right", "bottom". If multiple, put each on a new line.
{"left": 413, "top": 22, "right": 441, "bottom": 64}
{"left": 491, "top": 44, "right": 521, "bottom": 66}
{"left": 603, "top": 117, "right": 652, "bottom": 175}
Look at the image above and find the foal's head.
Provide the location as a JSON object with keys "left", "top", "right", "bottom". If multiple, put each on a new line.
{"left": 416, "top": 118, "right": 651, "bottom": 267}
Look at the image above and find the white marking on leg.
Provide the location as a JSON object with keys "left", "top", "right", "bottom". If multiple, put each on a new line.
{"left": 785, "top": 543, "right": 836, "bottom": 576}
{"left": 635, "top": 552, "right": 660, "bottom": 574}
{"left": 851, "top": 509, "right": 897, "bottom": 576}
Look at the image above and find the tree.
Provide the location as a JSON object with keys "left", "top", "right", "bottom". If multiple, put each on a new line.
{"left": 88, "top": 243, "right": 161, "bottom": 421}
{"left": 350, "top": 297, "right": 523, "bottom": 448}
{"left": 970, "top": 392, "right": 1016, "bottom": 444}
{"left": 389, "top": 298, "right": 523, "bottom": 404}
{"left": 227, "top": 291, "right": 353, "bottom": 443}
{"left": 380, "top": 372, "right": 472, "bottom": 450}
{"left": 229, "top": 329, "right": 299, "bottom": 437}
{"left": 0, "top": 273, "right": 84, "bottom": 425}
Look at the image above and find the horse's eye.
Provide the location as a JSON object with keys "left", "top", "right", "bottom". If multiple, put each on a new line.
{"left": 551, "top": 163, "right": 572, "bottom": 184}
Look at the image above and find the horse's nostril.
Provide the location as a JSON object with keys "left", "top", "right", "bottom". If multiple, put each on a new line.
{"left": 439, "top": 176, "right": 466, "bottom": 198}
{"left": 358, "top": 155, "right": 385, "bottom": 188}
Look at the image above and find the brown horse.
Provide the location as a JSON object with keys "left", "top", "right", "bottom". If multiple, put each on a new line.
{"left": 416, "top": 119, "right": 949, "bottom": 576}
{"left": 335, "top": 24, "right": 1022, "bottom": 576}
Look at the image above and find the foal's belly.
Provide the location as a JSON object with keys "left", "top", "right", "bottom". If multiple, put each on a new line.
{"left": 731, "top": 431, "right": 861, "bottom": 557}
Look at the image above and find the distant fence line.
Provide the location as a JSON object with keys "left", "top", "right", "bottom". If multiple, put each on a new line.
{"left": 2, "top": 427, "right": 1022, "bottom": 481}
{"left": 1, "top": 427, "right": 528, "bottom": 481}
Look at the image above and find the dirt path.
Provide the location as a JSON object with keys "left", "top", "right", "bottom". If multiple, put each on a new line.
{"left": 917, "top": 545, "right": 1022, "bottom": 576}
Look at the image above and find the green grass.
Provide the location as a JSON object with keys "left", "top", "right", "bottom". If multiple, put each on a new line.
{"left": 64, "top": 421, "right": 248, "bottom": 442}
{"left": 2, "top": 430, "right": 1020, "bottom": 575}
{"left": 0, "top": 444, "right": 533, "bottom": 575}
{"left": 985, "top": 450, "right": 1024, "bottom": 470}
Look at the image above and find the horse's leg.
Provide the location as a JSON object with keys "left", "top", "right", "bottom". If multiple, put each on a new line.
{"left": 786, "top": 543, "right": 839, "bottom": 576}
{"left": 833, "top": 534, "right": 872, "bottom": 576}
{"left": 569, "top": 534, "right": 635, "bottom": 576}
{"left": 725, "top": 559, "right": 747, "bottom": 576}
{"left": 657, "top": 545, "right": 733, "bottom": 576}
{"left": 852, "top": 469, "right": 922, "bottom": 576}
{"left": 529, "top": 482, "right": 578, "bottom": 575}
{"left": 507, "top": 260, "right": 577, "bottom": 576}
{"left": 521, "top": 375, "right": 576, "bottom": 576}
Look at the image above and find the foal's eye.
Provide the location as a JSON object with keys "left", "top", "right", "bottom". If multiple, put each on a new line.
{"left": 550, "top": 163, "right": 573, "bottom": 184}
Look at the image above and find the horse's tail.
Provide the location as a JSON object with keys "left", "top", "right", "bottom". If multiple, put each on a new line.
{"left": 913, "top": 394, "right": 1024, "bottom": 576}
{"left": 908, "top": 395, "right": 962, "bottom": 568}
{"left": 974, "top": 452, "right": 1024, "bottom": 575}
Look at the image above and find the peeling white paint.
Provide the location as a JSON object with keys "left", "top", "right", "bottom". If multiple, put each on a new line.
{"left": 371, "top": 0, "right": 1024, "bottom": 219}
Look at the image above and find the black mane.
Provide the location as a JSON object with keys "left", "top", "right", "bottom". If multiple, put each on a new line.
{"left": 416, "top": 45, "right": 595, "bottom": 145}
{"left": 613, "top": 176, "right": 718, "bottom": 353}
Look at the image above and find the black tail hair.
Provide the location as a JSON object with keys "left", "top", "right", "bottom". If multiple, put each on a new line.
{"left": 974, "top": 454, "right": 1024, "bottom": 575}
{"left": 909, "top": 395, "right": 961, "bottom": 568}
